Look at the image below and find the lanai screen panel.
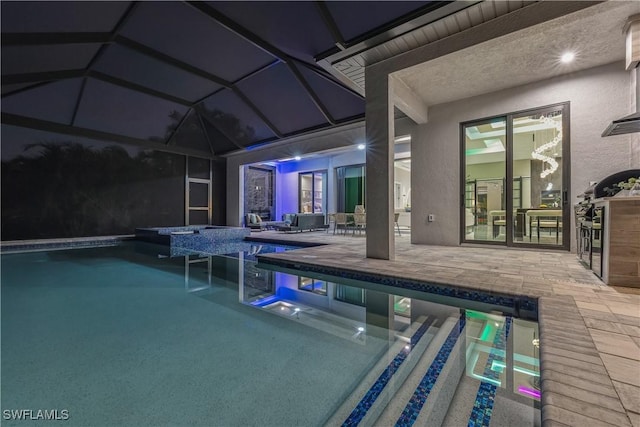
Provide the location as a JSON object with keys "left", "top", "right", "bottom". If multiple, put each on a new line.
{"left": 120, "top": 1, "right": 276, "bottom": 82}
{"left": 169, "top": 111, "right": 212, "bottom": 154}
{"left": 2, "top": 79, "right": 83, "bottom": 125}
{"left": 93, "top": 45, "right": 223, "bottom": 103}
{"left": 296, "top": 65, "right": 364, "bottom": 120}
{"left": 208, "top": 1, "right": 335, "bottom": 63}
{"left": 0, "top": 1, "right": 130, "bottom": 33}
{"left": 1, "top": 124, "right": 186, "bottom": 240}
{"left": 1, "top": 44, "right": 101, "bottom": 75}
{"left": 199, "top": 117, "right": 244, "bottom": 155}
{"left": 200, "top": 88, "right": 277, "bottom": 146}
{"left": 74, "top": 79, "right": 189, "bottom": 142}
{"left": 237, "top": 63, "right": 328, "bottom": 135}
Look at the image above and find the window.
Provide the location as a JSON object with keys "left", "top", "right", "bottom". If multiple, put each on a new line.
{"left": 299, "top": 170, "right": 326, "bottom": 213}
{"left": 298, "top": 277, "right": 327, "bottom": 295}
{"left": 244, "top": 165, "right": 275, "bottom": 220}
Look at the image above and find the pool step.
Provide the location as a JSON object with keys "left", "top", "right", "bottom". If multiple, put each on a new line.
{"left": 373, "top": 315, "right": 466, "bottom": 427}
{"left": 325, "top": 315, "right": 438, "bottom": 427}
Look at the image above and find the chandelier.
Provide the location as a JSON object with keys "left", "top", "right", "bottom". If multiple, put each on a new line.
{"left": 531, "top": 115, "right": 562, "bottom": 178}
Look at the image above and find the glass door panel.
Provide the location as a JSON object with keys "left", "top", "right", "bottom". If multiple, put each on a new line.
{"left": 512, "top": 108, "right": 564, "bottom": 247}
{"left": 299, "top": 173, "right": 312, "bottom": 213}
{"left": 299, "top": 171, "right": 327, "bottom": 214}
{"left": 313, "top": 173, "right": 326, "bottom": 213}
{"left": 463, "top": 118, "right": 506, "bottom": 243}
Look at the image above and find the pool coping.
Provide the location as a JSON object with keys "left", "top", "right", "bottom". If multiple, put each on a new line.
{"left": 254, "top": 240, "right": 638, "bottom": 427}
{"left": 0, "top": 235, "right": 135, "bottom": 253}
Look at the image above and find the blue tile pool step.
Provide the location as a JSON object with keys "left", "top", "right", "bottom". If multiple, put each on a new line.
{"left": 380, "top": 315, "right": 467, "bottom": 427}
{"left": 326, "top": 315, "right": 470, "bottom": 427}
{"left": 324, "top": 316, "right": 439, "bottom": 427}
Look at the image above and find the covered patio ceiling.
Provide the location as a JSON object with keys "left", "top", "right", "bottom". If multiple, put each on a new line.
{"left": 392, "top": 1, "right": 639, "bottom": 109}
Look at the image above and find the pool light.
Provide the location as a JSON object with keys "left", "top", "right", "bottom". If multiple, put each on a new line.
{"left": 294, "top": 156, "right": 301, "bottom": 161}
{"left": 357, "top": 144, "right": 365, "bottom": 150}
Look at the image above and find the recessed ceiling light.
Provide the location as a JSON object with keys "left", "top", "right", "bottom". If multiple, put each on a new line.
{"left": 560, "top": 52, "right": 575, "bottom": 63}
{"left": 294, "top": 156, "right": 301, "bottom": 161}
{"left": 357, "top": 144, "right": 365, "bottom": 150}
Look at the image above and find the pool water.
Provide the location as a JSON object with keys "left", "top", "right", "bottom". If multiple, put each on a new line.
{"left": 1, "top": 241, "right": 540, "bottom": 426}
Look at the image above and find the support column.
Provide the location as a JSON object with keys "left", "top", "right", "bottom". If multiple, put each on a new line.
{"left": 365, "top": 68, "right": 395, "bottom": 260}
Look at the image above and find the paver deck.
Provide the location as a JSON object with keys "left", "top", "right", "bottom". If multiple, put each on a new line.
{"left": 249, "top": 230, "right": 640, "bottom": 427}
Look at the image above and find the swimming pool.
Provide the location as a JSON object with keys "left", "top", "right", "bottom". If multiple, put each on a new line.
{"left": 1, "top": 241, "right": 540, "bottom": 426}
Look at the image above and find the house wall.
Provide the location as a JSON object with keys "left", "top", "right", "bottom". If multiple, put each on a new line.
{"left": 275, "top": 150, "right": 366, "bottom": 219}
{"left": 411, "top": 61, "right": 637, "bottom": 250}
{"left": 225, "top": 123, "right": 366, "bottom": 226}
{"left": 225, "top": 117, "right": 417, "bottom": 226}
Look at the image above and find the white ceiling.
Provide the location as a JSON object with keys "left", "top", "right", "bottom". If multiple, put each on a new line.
{"left": 393, "top": 1, "right": 640, "bottom": 107}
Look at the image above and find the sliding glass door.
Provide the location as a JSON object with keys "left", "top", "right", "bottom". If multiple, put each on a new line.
{"left": 462, "top": 103, "right": 569, "bottom": 249}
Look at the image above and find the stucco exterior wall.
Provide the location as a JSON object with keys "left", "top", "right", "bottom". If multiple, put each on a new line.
{"left": 411, "top": 61, "right": 634, "bottom": 250}
{"left": 225, "top": 123, "right": 366, "bottom": 226}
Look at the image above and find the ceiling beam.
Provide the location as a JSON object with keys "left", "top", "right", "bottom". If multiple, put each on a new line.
{"left": 2, "top": 68, "right": 195, "bottom": 108}
{"left": 389, "top": 75, "right": 428, "bottom": 124}
{"left": 185, "top": 1, "right": 336, "bottom": 131}
{"left": 85, "top": 1, "right": 139, "bottom": 71}
{"left": 231, "top": 87, "right": 283, "bottom": 139}
{"left": 195, "top": 111, "right": 218, "bottom": 155}
{"left": 288, "top": 61, "right": 335, "bottom": 125}
{"left": 165, "top": 108, "right": 193, "bottom": 146}
{"left": 197, "top": 110, "right": 246, "bottom": 151}
{"left": 2, "top": 81, "right": 53, "bottom": 99}
{"left": 1, "top": 32, "right": 113, "bottom": 46}
{"left": 1, "top": 69, "right": 86, "bottom": 85}
{"left": 88, "top": 70, "right": 192, "bottom": 106}
{"left": 1, "top": 112, "right": 214, "bottom": 158}
{"left": 185, "top": 1, "right": 286, "bottom": 60}
{"left": 232, "top": 59, "right": 281, "bottom": 85}
{"left": 115, "top": 35, "right": 232, "bottom": 88}
{"left": 314, "top": 1, "right": 346, "bottom": 50}
{"left": 70, "top": 77, "right": 88, "bottom": 126}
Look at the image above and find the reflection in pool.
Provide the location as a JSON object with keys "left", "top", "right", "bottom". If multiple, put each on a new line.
{"left": 1, "top": 241, "right": 540, "bottom": 427}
